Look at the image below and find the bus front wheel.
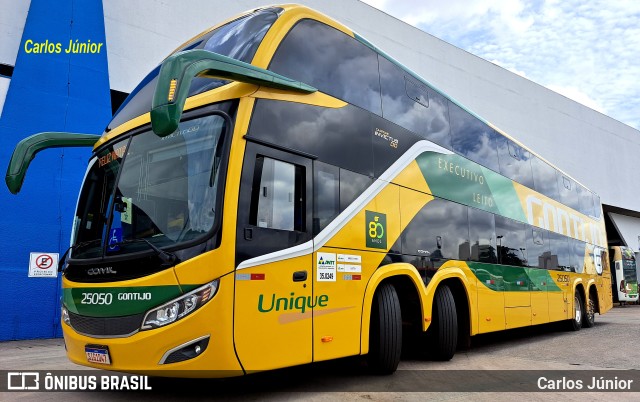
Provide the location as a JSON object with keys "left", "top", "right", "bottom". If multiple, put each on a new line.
{"left": 367, "top": 282, "right": 402, "bottom": 375}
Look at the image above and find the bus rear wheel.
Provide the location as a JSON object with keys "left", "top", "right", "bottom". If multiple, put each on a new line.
{"left": 430, "top": 284, "right": 458, "bottom": 361}
{"left": 583, "top": 291, "right": 596, "bottom": 328}
{"left": 367, "top": 282, "right": 402, "bottom": 374}
{"left": 567, "top": 292, "right": 583, "bottom": 331}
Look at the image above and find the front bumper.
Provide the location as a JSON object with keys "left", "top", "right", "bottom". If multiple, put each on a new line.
{"left": 62, "top": 274, "right": 242, "bottom": 377}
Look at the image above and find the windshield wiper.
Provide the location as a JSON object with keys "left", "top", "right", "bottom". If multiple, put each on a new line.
{"left": 58, "top": 239, "right": 104, "bottom": 272}
{"left": 110, "top": 238, "right": 179, "bottom": 266}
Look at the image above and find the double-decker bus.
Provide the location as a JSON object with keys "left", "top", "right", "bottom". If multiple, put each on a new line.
{"left": 6, "top": 4, "right": 612, "bottom": 376}
{"left": 610, "top": 246, "right": 638, "bottom": 303}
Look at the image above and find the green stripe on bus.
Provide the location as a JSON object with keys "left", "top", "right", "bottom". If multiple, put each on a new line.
{"left": 468, "top": 262, "right": 562, "bottom": 292}
{"left": 416, "top": 152, "right": 526, "bottom": 222}
{"left": 63, "top": 285, "right": 199, "bottom": 317}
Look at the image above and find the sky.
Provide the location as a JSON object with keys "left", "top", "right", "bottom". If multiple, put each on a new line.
{"left": 360, "top": 0, "right": 640, "bottom": 130}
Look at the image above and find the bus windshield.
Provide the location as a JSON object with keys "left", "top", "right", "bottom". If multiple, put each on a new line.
{"left": 71, "top": 113, "right": 229, "bottom": 259}
{"left": 107, "top": 7, "right": 280, "bottom": 131}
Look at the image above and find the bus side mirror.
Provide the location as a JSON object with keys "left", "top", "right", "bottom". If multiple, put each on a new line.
{"left": 151, "top": 49, "right": 317, "bottom": 137}
{"left": 5, "top": 132, "right": 100, "bottom": 194}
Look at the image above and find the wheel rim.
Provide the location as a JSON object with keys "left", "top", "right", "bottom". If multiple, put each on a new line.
{"left": 574, "top": 296, "right": 581, "bottom": 323}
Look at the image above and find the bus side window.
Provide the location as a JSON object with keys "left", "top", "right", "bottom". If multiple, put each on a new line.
{"left": 573, "top": 239, "right": 587, "bottom": 274}
{"left": 526, "top": 227, "right": 550, "bottom": 269}
{"left": 339, "top": 168, "right": 373, "bottom": 212}
{"left": 378, "top": 55, "right": 452, "bottom": 150}
{"left": 497, "top": 139, "right": 534, "bottom": 188}
{"left": 449, "top": 100, "right": 501, "bottom": 173}
{"left": 405, "top": 76, "right": 429, "bottom": 107}
{"left": 313, "top": 162, "right": 339, "bottom": 234}
{"left": 548, "top": 232, "right": 573, "bottom": 271}
{"left": 269, "top": 19, "right": 382, "bottom": 115}
{"left": 401, "top": 197, "right": 469, "bottom": 266}
{"left": 531, "top": 157, "right": 560, "bottom": 200}
{"left": 557, "top": 174, "right": 581, "bottom": 211}
{"left": 494, "top": 215, "right": 527, "bottom": 266}
{"left": 468, "top": 207, "right": 497, "bottom": 264}
{"left": 250, "top": 156, "right": 304, "bottom": 232}
{"left": 592, "top": 193, "right": 602, "bottom": 219}
{"left": 577, "top": 185, "right": 594, "bottom": 216}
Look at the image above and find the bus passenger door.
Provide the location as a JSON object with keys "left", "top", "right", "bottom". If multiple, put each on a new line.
{"left": 233, "top": 142, "right": 313, "bottom": 371}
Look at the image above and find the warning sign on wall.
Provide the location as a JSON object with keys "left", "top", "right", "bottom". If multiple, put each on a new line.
{"left": 28, "top": 252, "right": 59, "bottom": 278}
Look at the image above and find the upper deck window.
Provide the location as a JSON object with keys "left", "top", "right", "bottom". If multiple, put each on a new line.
{"left": 449, "top": 101, "right": 501, "bottom": 173}
{"left": 269, "top": 19, "right": 382, "bottom": 115}
{"left": 378, "top": 55, "right": 452, "bottom": 149}
{"left": 107, "top": 8, "right": 280, "bottom": 131}
{"left": 497, "top": 139, "right": 534, "bottom": 188}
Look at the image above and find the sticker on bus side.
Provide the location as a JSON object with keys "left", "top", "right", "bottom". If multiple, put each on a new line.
{"left": 337, "top": 254, "right": 362, "bottom": 263}
{"left": 337, "top": 264, "right": 361, "bottom": 273}
{"left": 317, "top": 253, "right": 336, "bottom": 282}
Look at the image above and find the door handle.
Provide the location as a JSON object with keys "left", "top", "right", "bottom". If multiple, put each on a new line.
{"left": 293, "top": 271, "right": 307, "bottom": 282}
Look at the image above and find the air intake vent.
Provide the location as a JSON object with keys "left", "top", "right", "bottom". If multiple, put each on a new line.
{"left": 68, "top": 311, "right": 143, "bottom": 337}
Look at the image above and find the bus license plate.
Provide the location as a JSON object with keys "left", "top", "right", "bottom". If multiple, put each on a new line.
{"left": 85, "top": 345, "right": 111, "bottom": 365}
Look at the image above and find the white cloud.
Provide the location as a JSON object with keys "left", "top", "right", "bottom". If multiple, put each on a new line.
{"left": 360, "top": 0, "right": 640, "bottom": 129}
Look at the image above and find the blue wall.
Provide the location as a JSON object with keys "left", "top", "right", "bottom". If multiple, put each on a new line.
{"left": 0, "top": 0, "right": 111, "bottom": 340}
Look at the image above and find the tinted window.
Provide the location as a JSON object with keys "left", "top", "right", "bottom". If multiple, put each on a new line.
{"left": 402, "top": 198, "right": 469, "bottom": 263}
{"left": 526, "top": 227, "right": 551, "bottom": 269}
{"left": 313, "top": 162, "right": 339, "bottom": 234}
{"left": 549, "top": 231, "right": 574, "bottom": 271}
{"left": 340, "top": 169, "right": 374, "bottom": 211}
{"left": 426, "top": 92, "right": 453, "bottom": 150}
{"left": 109, "top": 115, "right": 228, "bottom": 254}
{"left": 573, "top": 239, "right": 586, "bottom": 273}
{"left": 593, "top": 193, "right": 601, "bottom": 218}
{"left": 405, "top": 77, "right": 429, "bottom": 107}
{"left": 250, "top": 157, "right": 304, "bottom": 231}
{"left": 557, "top": 174, "right": 580, "bottom": 211}
{"left": 578, "top": 185, "right": 594, "bottom": 216}
{"left": 531, "top": 156, "right": 559, "bottom": 200}
{"left": 72, "top": 139, "right": 129, "bottom": 258}
{"left": 269, "top": 19, "right": 382, "bottom": 114}
{"left": 468, "top": 207, "right": 497, "bottom": 264}
{"left": 498, "top": 139, "right": 534, "bottom": 188}
{"left": 449, "top": 101, "right": 500, "bottom": 172}
{"left": 379, "top": 56, "right": 451, "bottom": 149}
{"left": 186, "top": 10, "right": 280, "bottom": 95}
{"left": 495, "top": 215, "right": 527, "bottom": 266}
{"left": 248, "top": 100, "right": 373, "bottom": 176}
{"left": 108, "top": 9, "right": 279, "bottom": 130}
{"left": 200, "top": 11, "right": 278, "bottom": 61}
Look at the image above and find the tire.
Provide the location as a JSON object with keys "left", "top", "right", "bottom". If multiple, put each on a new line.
{"left": 567, "top": 292, "right": 583, "bottom": 331}
{"left": 367, "top": 283, "right": 402, "bottom": 375}
{"left": 583, "top": 291, "right": 596, "bottom": 328}
{"left": 430, "top": 285, "right": 458, "bottom": 361}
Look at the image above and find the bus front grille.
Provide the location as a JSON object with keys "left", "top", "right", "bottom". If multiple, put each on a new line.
{"left": 68, "top": 311, "right": 144, "bottom": 337}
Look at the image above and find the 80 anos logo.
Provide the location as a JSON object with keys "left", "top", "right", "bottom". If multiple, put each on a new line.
{"left": 366, "top": 211, "right": 387, "bottom": 250}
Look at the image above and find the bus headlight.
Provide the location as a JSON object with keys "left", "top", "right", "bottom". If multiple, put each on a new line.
{"left": 61, "top": 305, "right": 70, "bottom": 326}
{"left": 141, "top": 279, "right": 219, "bottom": 330}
